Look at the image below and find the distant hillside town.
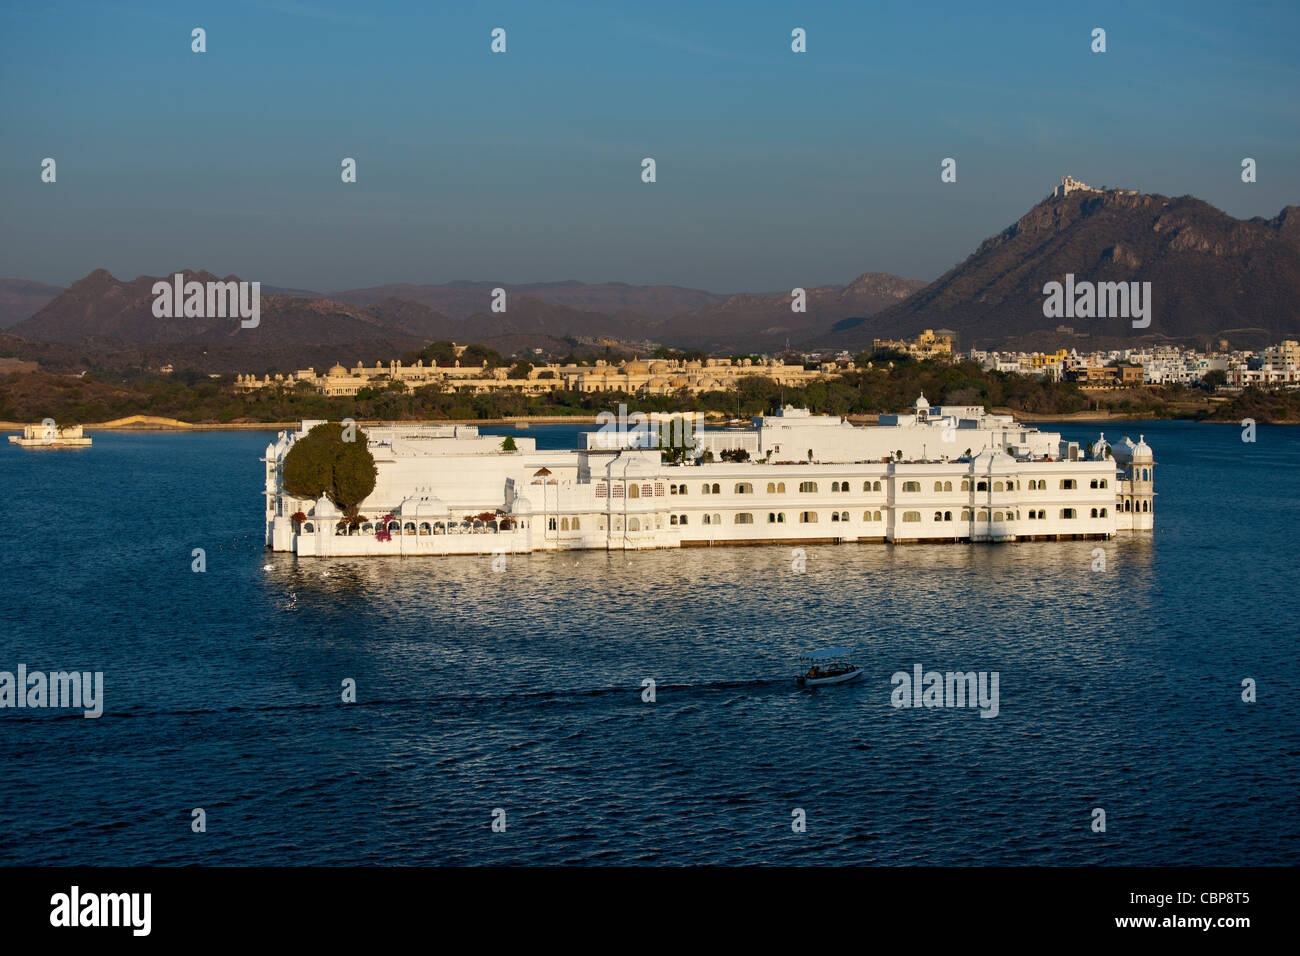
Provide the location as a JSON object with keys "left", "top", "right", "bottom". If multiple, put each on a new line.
{"left": 970, "top": 339, "right": 1300, "bottom": 390}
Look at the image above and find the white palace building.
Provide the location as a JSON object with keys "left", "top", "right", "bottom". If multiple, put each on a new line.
{"left": 262, "top": 396, "right": 1155, "bottom": 557}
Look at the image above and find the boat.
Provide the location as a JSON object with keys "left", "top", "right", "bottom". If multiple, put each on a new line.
{"left": 796, "top": 648, "right": 864, "bottom": 687}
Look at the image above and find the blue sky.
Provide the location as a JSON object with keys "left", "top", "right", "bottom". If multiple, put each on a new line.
{"left": 2, "top": 0, "right": 1297, "bottom": 292}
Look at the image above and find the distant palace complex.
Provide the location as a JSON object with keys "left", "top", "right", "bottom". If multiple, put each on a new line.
{"left": 237, "top": 354, "right": 844, "bottom": 398}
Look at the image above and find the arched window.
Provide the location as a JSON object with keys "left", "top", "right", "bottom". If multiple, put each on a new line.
{"left": 993, "top": 481, "right": 1004, "bottom": 492}
{"left": 873, "top": 511, "right": 882, "bottom": 521}
{"left": 799, "top": 511, "right": 818, "bottom": 523}
{"left": 302, "top": 522, "right": 314, "bottom": 533}
{"left": 933, "top": 511, "right": 943, "bottom": 521}
{"left": 670, "top": 515, "right": 678, "bottom": 525}
{"left": 977, "top": 481, "right": 987, "bottom": 491}
{"left": 902, "top": 481, "right": 920, "bottom": 492}
{"left": 404, "top": 522, "right": 416, "bottom": 534}
{"left": 419, "top": 522, "right": 432, "bottom": 535}
{"left": 977, "top": 510, "right": 988, "bottom": 521}
{"left": 1100, "top": 507, "right": 1107, "bottom": 517}
{"left": 679, "top": 515, "right": 688, "bottom": 525}
{"left": 735, "top": 482, "right": 753, "bottom": 494}
{"left": 702, "top": 514, "right": 711, "bottom": 525}
{"left": 961, "top": 510, "right": 971, "bottom": 521}
{"left": 735, "top": 513, "right": 753, "bottom": 524}
{"left": 628, "top": 485, "right": 639, "bottom": 499}
{"left": 832, "top": 512, "right": 840, "bottom": 522}
{"left": 560, "top": 518, "right": 569, "bottom": 530}
{"left": 1061, "top": 479, "right": 1076, "bottom": 490}
{"left": 712, "top": 484, "right": 720, "bottom": 494}
{"left": 841, "top": 483, "right": 850, "bottom": 493}
{"left": 1100, "top": 479, "right": 1108, "bottom": 488}
{"left": 993, "top": 512, "right": 1003, "bottom": 522}
{"left": 670, "top": 484, "right": 678, "bottom": 495}
{"left": 1142, "top": 468, "right": 1149, "bottom": 481}
{"left": 702, "top": 484, "right": 711, "bottom": 495}
{"left": 944, "top": 481, "right": 952, "bottom": 492}
{"left": 1060, "top": 508, "right": 1076, "bottom": 519}
{"left": 832, "top": 481, "right": 841, "bottom": 492}
{"left": 767, "top": 482, "right": 776, "bottom": 494}
{"left": 863, "top": 511, "right": 874, "bottom": 521}
{"left": 799, "top": 481, "right": 818, "bottom": 493}
{"left": 1090, "top": 508, "right": 1098, "bottom": 518}
{"left": 944, "top": 511, "right": 953, "bottom": 521}
{"left": 548, "top": 518, "right": 557, "bottom": 531}
{"left": 768, "top": 512, "right": 777, "bottom": 523}
{"left": 873, "top": 480, "right": 882, "bottom": 491}
{"left": 902, "top": 511, "right": 921, "bottom": 523}
{"left": 628, "top": 518, "right": 640, "bottom": 531}
{"left": 1142, "top": 500, "right": 1149, "bottom": 512}
{"left": 678, "top": 485, "right": 687, "bottom": 496}
{"left": 713, "top": 513, "right": 720, "bottom": 524}
{"left": 934, "top": 481, "right": 943, "bottom": 492}
{"left": 961, "top": 480, "right": 970, "bottom": 491}
{"left": 777, "top": 482, "right": 786, "bottom": 493}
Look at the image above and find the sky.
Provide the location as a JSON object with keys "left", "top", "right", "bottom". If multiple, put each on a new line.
{"left": 2, "top": 0, "right": 1298, "bottom": 293}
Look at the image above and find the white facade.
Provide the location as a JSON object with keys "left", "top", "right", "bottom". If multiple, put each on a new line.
{"left": 264, "top": 399, "right": 1155, "bottom": 556}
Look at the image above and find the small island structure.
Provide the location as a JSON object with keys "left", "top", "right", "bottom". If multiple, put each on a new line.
{"left": 8, "top": 421, "right": 92, "bottom": 448}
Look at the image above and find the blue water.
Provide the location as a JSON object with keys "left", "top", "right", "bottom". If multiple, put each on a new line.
{"left": 0, "top": 420, "right": 1296, "bottom": 865}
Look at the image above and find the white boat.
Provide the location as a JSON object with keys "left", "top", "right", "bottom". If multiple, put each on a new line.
{"left": 796, "top": 647, "right": 864, "bottom": 687}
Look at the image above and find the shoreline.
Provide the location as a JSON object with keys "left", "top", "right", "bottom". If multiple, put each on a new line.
{"left": 3, "top": 411, "right": 1293, "bottom": 432}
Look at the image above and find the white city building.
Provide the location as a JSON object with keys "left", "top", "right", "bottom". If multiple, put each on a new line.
{"left": 263, "top": 397, "right": 1154, "bottom": 556}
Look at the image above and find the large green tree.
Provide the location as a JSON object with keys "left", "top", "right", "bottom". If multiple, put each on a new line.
{"left": 282, "top": 422, "right": 377, "bottom": 515}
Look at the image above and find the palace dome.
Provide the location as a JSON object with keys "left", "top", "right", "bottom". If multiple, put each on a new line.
{"left": 328, "top": 363, "right": 347, "bottom": 376}
{"left": 399, "top": 496, "right": 447, "bottom": 516}
{"left": 511, "top": 497, "right": 533, "bottom": 515}
{"left": 625, "top": 361, "right": 649, "bottom": 375}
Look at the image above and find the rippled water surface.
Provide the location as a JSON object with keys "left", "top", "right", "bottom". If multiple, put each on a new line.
{"left": 1, "top": 420, "right": 1297, "bottom": 865}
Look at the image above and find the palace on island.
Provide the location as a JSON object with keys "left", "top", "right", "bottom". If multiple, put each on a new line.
{"left": 263, "top": 396, "right": 1154, "bottom": 556}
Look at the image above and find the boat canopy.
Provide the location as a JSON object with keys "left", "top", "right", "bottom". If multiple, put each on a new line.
{"left": 799, "top": 647, "right": 853, "bottom": 660}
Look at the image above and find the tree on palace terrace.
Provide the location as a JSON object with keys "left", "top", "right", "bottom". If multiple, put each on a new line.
{"left": 282, "top": 422, "right": 377, "bottom": 516}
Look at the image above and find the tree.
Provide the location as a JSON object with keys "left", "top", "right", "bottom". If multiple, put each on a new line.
{"left": 281, "top": 422, "right": 377, "bottom": 516}
{"left": 501, "top": 435, "right": 517, "bottom": 451}
{"left": 508, "top": 361, "right": 534, "bottom": 379}
{"left": 1203, "top": 369, "right": 1227, "bottom": 391}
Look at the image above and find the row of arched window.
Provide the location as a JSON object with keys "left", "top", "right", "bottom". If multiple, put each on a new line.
{"left": 663, "top": 476, "right": 1107, "bottom": 497}
{"left": 325, "top": 519, "right": 518, "bottom": 537}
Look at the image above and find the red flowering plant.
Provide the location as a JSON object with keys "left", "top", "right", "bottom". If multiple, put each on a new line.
{"left": 291, "top": 510, "right": 308, "bottom": 531}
